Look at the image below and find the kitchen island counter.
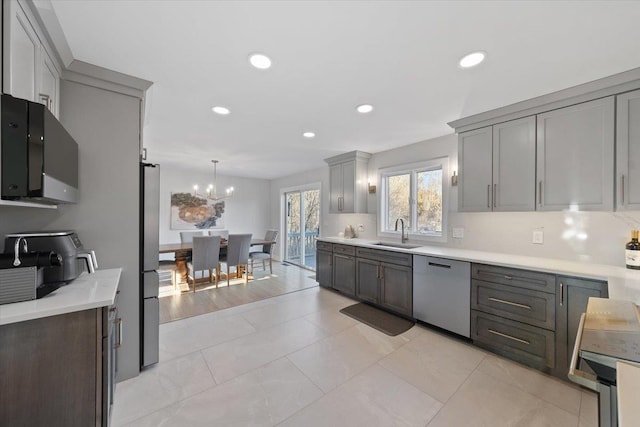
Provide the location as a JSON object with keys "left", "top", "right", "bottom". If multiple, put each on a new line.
{"left": 317, "top": 237, "right": 640, "bottom": 303}
{"left": 0, "top": 268, "right": 121, "bottom": 325}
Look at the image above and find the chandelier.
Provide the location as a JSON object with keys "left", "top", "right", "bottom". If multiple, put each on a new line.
{"left": 193, "top": 160, "right": 234, "bottom": 201}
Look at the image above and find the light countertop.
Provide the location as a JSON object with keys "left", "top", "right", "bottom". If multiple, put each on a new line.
{"left": 0, "top": 268, "right": 121, "bottom": 325}
{"left": 318, "top": 237, "right": 640, "bottom": 304}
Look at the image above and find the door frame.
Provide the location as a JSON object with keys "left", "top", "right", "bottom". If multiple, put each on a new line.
{"left": 279, "top": 182, "right": 321, "bottom": 267}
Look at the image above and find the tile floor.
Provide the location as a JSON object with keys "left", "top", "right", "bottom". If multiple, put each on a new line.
{"left": 113, "top": 285, "right": 598, "bottom": 427}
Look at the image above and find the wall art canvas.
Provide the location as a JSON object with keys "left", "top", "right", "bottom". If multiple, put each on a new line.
{"left": 170, "top": 192, "right": 226, "bottom": 230}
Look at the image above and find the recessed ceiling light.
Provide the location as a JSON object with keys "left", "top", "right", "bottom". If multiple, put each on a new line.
{"left": 303, "top": 132, "right": 315, "bottom": 138}
{"left": 249, "top": 53, "right": 272, "bottom": 69}
{"left": 212, "top": 106, "right": 230, "bottom": 115}
{"left": 356, "top": 104, "right": 374, "bottom": 114}
{"left": 459, "top": 51, "right": 486, "bottom": 68}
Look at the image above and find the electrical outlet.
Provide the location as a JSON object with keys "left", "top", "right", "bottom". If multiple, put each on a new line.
{"left": 452, "top": 227, "right": 464, "bottom": 239}
{"left": 532, "top": 230, "right": 544, "bottom": 244}
{"left": 358, "top": 224, "right": 364, "bottom": 232}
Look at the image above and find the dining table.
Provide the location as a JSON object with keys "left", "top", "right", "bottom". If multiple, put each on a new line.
{"left": 159, "top": 238, "right": 275, "bottom": 284}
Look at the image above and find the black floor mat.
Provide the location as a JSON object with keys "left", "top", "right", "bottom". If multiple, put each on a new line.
{"left": 340, "top": 302, "right": 415, "bottom": 336}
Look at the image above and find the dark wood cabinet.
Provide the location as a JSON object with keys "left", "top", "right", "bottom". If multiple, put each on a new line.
{"left": 0, "top": 307, "right": 110, "bottom": 426}
{"left": 553, "top": 276, "right": 608, "bottom": 378}
{"left": 316, "top": 242, "right": 333, "bottom": 288}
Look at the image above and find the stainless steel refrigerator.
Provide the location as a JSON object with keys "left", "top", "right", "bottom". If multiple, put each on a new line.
{"left": 140, "top": 163, "right": 160, "bottom": 368}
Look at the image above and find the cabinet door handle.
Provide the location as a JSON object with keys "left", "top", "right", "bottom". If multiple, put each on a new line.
{"left": 488, "top": 329, "right": 530, "bottom": 345}
{"left": 504, "top": 275, "right": 512, "bottom": 280}
{"left": 538, "top": 181, "right": 543, "bottom": 205}
{"left": 376, "top": 265, "right": 380, "bottom": 278}
{"left": 487, "top": 185, "right": 491, "bottom": 208}
{"left": 380, "top": 265, "right": 384, "bottom": 280}
{"left": 115, "top": 317, "right": 123, "bottom": 348}
{"left": 560, "top": 282, "right": 564, "bottom": 307}
{"left": 428, "top": 262, "right": 451, "bottom": 269}
{"left": 494, "top": 184, "right": 497, "bottom": 208}
{"left": 621, "top": 175, "right": 625, "bottom": 205}
{"left": 488, "top": 297, "right": 532, "bottom": 310}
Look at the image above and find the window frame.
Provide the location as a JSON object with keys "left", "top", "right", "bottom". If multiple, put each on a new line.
{"left": 378, "top": 157, "right": 449, "bottom": 243}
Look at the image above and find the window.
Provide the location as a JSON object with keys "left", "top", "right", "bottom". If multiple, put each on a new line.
{"left": 380, "top": 157, "right": 448, "bottom": 241}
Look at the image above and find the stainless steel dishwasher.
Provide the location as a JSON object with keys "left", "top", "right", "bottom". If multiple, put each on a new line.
{"left": 413, "top": 255, "right": 471, "bottom": 337}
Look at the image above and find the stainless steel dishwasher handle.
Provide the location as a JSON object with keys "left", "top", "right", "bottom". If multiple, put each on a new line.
{"left": 428, "top": 262, "right": 451, "bottom": 269}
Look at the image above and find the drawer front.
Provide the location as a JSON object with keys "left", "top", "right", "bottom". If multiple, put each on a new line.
{"left": 472, "top": 280, "right": 555, "bottom": 330}
{"left": 317, "top": 241, "right": 333, "bottom": 252}
{"left": 356, "top": 247, "right": 412, "bottom": 267}
{"left": 472, "top": 263, "right": 555, "bottom": 294}
{"left": 471, "top": 310, "right": 555, "bottom": 369}
{"left": 333, "top": 244, "right": 356, "bottom": 256}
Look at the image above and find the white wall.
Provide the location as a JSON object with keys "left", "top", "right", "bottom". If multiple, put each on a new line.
{"left": 159, "top": 163, "right": 271, "bottom": 245}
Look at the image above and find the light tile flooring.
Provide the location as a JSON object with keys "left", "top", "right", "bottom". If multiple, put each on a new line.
{"left": 113, "top": 285, "right": 598, "bottom": 426}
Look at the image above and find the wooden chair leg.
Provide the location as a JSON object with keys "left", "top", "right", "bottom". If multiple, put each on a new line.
{"left": 215, "top": 264, "right": 220, "bottom": 288}
{"left": 227, "top": 264, "right": 230, "bottom": 287}
{"left": 245, "top": 264, "right": 248, "bottom": 284}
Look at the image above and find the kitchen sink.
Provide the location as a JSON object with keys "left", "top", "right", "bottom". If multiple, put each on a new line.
{"left": 372, "top": 242, "right": 423, "bottom": 249}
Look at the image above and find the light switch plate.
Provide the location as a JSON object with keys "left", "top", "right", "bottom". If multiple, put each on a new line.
{"left": 452, "top": 227, "right": 464, "bottom": 239}
{"left": 532, "top": 230, "right": 544, "bottom": 244}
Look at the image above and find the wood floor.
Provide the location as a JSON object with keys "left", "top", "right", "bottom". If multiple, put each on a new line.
{"left": 159, "top": 262, "right": 318, "bottom": 324}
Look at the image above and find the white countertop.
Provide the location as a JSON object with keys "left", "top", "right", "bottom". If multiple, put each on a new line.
{"left": 617, "top": 361, "right": 640, "bottom": 427}
{"left": 318, "top": 237, "right": 640, "bottom": 303}
{"left": 0, "top": 268, "right": 121, "bottom": 325}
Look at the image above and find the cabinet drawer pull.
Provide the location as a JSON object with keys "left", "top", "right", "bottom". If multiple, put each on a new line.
{"left": 621, "top": 175, "right": 625, "bottom": 205}
{"left": 487, "top": 185, "right": 491, "bottom": 208}
{"left": 488, "top": 329, "right": 530, "bottom": 345}
{"left": 560, "top": 282, "right": 564, "bottom": 307}
{"left": 115, "top": 317, "right": 123, "bottom": 348}
{"left": 428, "top": 262, "right": 451, "bottom": 269}
{"left": 487, "top": 297, "right": 531, "bottom": 310}
{"left": 504, "top": 275, "right": 512, "bottom": 280}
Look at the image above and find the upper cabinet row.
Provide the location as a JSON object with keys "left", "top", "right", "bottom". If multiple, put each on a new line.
{"left": 458, "top": 92, "right": 640, "bottom": 212}
{"left": 3, "top": 0, "right": 61, "bottom": 117}
{"left": 325, "top": 151, "right": 371, "bottom": 214}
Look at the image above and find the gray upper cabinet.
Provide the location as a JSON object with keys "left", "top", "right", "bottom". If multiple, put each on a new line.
{"left": 616, "top": 89, "right": 640, "bottom": 210}
{"left": 536, "top": 97, "right": 614, "bottom": 211}
{"left": 492, "top": 117, "right": 536, "bottom": 211}
{"left": 3, "top": 0, "right": 61, "bottom": 117}
{"left": 458, "top": 117, "right": 536, "bottom": 212}
{"left": 458, "top": 126, "right": 493, "bottom": 212}
{"left": 325, "top": 151, "right": 371, "bottom": 214}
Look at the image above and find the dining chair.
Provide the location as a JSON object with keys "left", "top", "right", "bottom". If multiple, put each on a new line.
{"left": 209, "top": 229, "right": 229, "bottom": 240}
{"left": 186, "top": 236, "right": 221, "bottom": 291}
{"left": 180, "top": 230, "right": 206, "bottom": 243}
{"left": 219, "top": 234, "right": 252, "bottom": 286}
{"left": 250, "top": 230, "right": 278, "bottom": 274}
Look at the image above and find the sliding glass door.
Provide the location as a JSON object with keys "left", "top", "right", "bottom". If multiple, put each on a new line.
{"left": 285, "top": 189, "right": 320, "bottom": 269}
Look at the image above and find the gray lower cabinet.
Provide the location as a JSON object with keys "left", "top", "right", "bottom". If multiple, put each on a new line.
{"left": 616, "top": 89, "right": 640, "bottom": 210}
{"left": 553, "top": 276, "right": 608, "bottom": 378}
{"left": 355, "top": 248, "right": 413, "bottom": 317}
{"left": 333, "top": 252, "right": 356, "bottom": 296}
{"left": 316, "top": 242, "right": 333, "bottom": 288}
{"left": 536, "top": 96, "right": 615, "bottom": 211}
{"left": 0, "top": 308, "right": 109, "bottom": 426}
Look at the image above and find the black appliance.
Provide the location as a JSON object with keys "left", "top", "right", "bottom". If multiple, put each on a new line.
{"left": 1, "top": 94, "right": 78, "bottom": 204}
{"left": 140, "top": 163, "right": 160, "bottom": 368}
{"left": 4, "top": 231, "right": 96, "bottom": 284}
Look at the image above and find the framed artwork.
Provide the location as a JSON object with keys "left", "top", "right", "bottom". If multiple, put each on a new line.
{"left": 170, "top": 192, "right": 226, "bottom": 230}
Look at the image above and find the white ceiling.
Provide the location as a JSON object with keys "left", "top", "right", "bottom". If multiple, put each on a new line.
{"left": 49, "top": 0, "right": 640, "bottom": 179}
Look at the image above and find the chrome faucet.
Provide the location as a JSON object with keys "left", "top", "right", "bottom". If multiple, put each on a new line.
{"left": 394, "top": 218, "right": 408, "bottom": 244}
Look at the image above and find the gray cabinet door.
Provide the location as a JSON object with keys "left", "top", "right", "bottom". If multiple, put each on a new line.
{"left": 329, "top": 164, "right": 343, "bottom": 213}
{"left": 458, "top": 126, "right": 493, "bottom": 212}
{"left": 616, "top": 89, "right": 640, "bottom": 210}
{"left": 333, "top": 253, "right": 356, "bottom": 296}
{"left": 379, "top": 262, "right": 412, "bottom": 316}
{"left": 356, "top": 258, "right": 379, "bottom": 303}
{"left": 553, "top": 276, "right": 608, "bottom": 378}
{"left": 493, "top": 116, "right": 536, "bottom": 211}
{"left": 536, "top": 97, "right": 614, "bottom": 211}
{"left": 341, "top": 160, "right": 356, "bottom": 213}
{"left": 316, "top": 250, "right": 333, "bottom": 288}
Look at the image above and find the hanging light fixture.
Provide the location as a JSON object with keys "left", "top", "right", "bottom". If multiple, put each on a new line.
{"left": 193, "top": 160, "right": 234, "bottom": 201}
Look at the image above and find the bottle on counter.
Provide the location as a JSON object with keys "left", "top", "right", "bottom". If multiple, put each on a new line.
{"left": 626, "top": 230, "right": 640, "bottom": 270}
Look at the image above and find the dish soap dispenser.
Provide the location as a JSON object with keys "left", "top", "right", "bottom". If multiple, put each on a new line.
{"left": 626, "top": 230, "right": 640, "bottom": 270}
